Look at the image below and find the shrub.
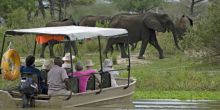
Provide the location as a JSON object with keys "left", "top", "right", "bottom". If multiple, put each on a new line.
{"left": 181, "top": 0, "right": 220, "bottom": 63}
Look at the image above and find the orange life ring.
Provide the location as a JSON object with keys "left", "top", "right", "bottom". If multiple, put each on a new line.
{"left": 1, "top": 49, "right": 21, "bottom": 81}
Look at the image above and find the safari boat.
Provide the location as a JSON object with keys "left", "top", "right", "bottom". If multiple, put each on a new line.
{"left": 0, "top": 26, "right": 136, "bottom": 108}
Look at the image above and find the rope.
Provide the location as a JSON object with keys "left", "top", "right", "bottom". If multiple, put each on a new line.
{"left": 7, "top": 42, "right": 14, "bottom": 50}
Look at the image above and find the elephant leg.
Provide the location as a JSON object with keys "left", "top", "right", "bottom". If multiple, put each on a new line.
{"left": 119, "top": 43, "right": 128, "bottom": 58}
{"left": 138, "top": 40, "right": 149, "bottom": 59}
{"left": 48, "top": 40, "right": 56, "bottom": 58}
{"left": 149, "top": 31, "right": 164, "bottom": 59}
{"left": 103, "top": 41, "right": 113, "bottom": 58}
{"left": 40, "top": 43, "right": 47, "bottom": 58}
{"left": 131, "top": 43, "right": 135, "bottom": 51}
{"left": 70, "top": 41, "right": 78, "bottom": 56}
{"left": 64, "top": 42, "right": 70, "bottom": 54}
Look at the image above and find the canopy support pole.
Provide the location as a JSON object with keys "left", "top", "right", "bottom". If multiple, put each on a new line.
{"left": 68, "top": 38, "right": 73, "bottom": 73}
{"left": 33, "top": 39, "right": 37, "bottom": 56}
{"left": 124, "top": 34, "right": 131, "bottom": 89}
{"left": 0, "top": 33, "right": 6, "bottom": 74}
{"left": 98, "top": 36, "right": 103, "bottom": 72}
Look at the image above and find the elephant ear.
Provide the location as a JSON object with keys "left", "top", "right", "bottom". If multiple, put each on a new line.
{"left": 143, "top": 13, "right": 166, "bottom": 32}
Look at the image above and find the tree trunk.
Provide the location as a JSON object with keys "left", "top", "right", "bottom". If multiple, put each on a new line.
{"left": 49, "top": 0, "right": 55, "bottom": 19}
{"left": 27, "top": 10, "right": 32, "bottom": 21}
{"left": 38, "top": 0, "right": 46, "bottom": 18}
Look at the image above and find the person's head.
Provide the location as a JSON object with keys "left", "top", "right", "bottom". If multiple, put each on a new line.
{"left": 62, "top": 53, "right": 75, "bottom": 63}
{"left": 75, "top": 61, "right": 83, "bottom": 71}
{"left": 103, "top": 59, "right": 113, "bottom": 68}
{"left": 85, "top": 59, "right": 94, "bottom": 69}
{"left": 54, "top": 57, "right": 63, "bottom": 67}
{"left": 25, "top": 55, "right": 35, "bottom": 67}
{"left": 42, "top": 59, "right": 53, "bottom": 70}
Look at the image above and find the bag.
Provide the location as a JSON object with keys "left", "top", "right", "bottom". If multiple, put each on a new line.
{"left": 20, "top": 77, "right": 38, "bottom": 94}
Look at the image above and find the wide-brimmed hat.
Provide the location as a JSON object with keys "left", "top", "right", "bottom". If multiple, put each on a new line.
{"left": 62, "top": 53, "right": 75, "bottom": 61}
{"left": 85, "top": 60, "right": 94, "bottom": 67}
{"left": 103, "top": 59, "right": 113, "bottom": 67}
{"left": 42, "top": 59, "right": 53, "bottom": 70}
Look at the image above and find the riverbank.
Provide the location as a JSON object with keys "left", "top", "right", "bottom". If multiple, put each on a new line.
{"left": 128, "top": 52, "right": 220, "bottom": 100}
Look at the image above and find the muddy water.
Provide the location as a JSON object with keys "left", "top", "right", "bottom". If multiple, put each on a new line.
{"left": 2, "top": 99, "right": 220, "bottom": 110}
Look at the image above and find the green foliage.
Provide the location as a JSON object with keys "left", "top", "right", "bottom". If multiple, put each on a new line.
{"left": 95, "top": 20, "right": 110, "bottom": 28}
{"left": 72, "top": 0, "right": 96, "bottom": 5}
{"left": 182, "top": 0, "right": 220, "bottom": 63}
{"left": 70, "top": 3, "right": 119, "bottom": 21}
{"left": 0, "top": 0, "right": 36, "bottom": 19}
{"left": 112, "top": 0, "right": 162, "bottom": 13}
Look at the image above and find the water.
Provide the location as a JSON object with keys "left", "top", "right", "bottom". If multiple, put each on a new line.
{"left": 133, "top": 99, "right": 220, "bottom": 110}
{"left": 1, "top": 99, "right": 220, "bottom": 110}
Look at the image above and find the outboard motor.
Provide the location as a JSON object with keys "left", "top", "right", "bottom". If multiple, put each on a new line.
{"left": 19, "top": 77, "right": 38, "bottom": 108}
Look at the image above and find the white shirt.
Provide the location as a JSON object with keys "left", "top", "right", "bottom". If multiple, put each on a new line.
{"left": 62, "top": 62, "right": 76, "bottom": 73}
{"left": 103, "top": 66, "right": 119, "bottom": 87}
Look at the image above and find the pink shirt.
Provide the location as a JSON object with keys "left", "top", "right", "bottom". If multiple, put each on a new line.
{"left": 72, "top": 69, "right": 96, "bottom": 92}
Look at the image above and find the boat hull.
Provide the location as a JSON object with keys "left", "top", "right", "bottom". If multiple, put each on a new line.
{"left": 0, "top": 78, "right": 136, "bottom": 108}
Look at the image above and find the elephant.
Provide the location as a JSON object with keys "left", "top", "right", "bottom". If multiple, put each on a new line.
{"left": 175, "top": 15, "right": 193, "bottom": 39}
{"left": 103, "top": 12, "right": 181, "bottom": 59}
{"left": 39, "top": 18, "right": 78, "bottom": 58}
{"left": 79, "top": 15, "right": 111, "bottom": 27}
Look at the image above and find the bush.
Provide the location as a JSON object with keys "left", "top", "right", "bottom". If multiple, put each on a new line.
{"left": 181, "top": 0, "right": 220, "bottom": 63}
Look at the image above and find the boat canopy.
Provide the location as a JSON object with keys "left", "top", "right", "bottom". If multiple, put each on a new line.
{"left": 4, "top": 26, "right": 128, "bottom": 41}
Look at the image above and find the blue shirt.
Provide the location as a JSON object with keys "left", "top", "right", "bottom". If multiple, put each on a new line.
{"left": 20, "top": 65, "right": 45, "bottom": 91}
{"left": 20, "top": 66, "right": 43, "bottom": 82}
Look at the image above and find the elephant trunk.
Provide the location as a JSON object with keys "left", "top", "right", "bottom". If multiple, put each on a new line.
{"left": 171, "top": 28, "right": 181, "bottom": 50}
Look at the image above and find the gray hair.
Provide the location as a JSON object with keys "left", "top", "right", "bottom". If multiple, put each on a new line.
{"left": 75, "top": 61, "right": 83, "bottom": 71}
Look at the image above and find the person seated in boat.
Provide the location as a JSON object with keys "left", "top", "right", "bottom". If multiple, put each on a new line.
{"left": 102, "top": 59, "right": 119, "bottom": 87}
{"left": 41, "top": 59, "right": 53, "bottom": 89}
{"left": 47, "top": 57, "right": 72, "bottom": 96}
{"left": 20, "top": 55, "right": 48, "bottom": 94}
{"left": 62, "top": 53, "right": 76, "bottom": 76}
{"left": 71, "top": 61, "right": 96, "bottom": 93}
{"left": 85, "top": 59, "right": 100, "bottom": 89}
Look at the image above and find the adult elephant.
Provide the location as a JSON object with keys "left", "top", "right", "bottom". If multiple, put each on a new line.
{"left": 175, "top": 15, "right": 193, "bottom": 39}
{"left": 39, "top": 19, "right": 78, "bottom": 58}
{"left": 104, "top": 12, "right": 181, "bottom": 59}
{"left": 79, "top": 15, "right": 111, "bottom": 27}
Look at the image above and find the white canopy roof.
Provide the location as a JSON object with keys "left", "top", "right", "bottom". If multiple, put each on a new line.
{"left": 5, "top": 26, "right": 128, "bottom": 41}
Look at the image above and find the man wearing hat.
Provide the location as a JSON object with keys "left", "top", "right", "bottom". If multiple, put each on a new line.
{"left": 103, "top": 59, "right": 119, "bottom": 87}
{"left": 62, "top": 53, "right": 76, "bottom": 75}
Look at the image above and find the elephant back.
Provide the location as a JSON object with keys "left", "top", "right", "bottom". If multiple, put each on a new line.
{"left": 45, "top": 19, "right": 76, "bottom": 27}
{"left": 79, "top": 15, "right": 111, "bottom": 27}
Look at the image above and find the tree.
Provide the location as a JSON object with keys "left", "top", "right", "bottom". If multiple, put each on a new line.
{"left": 179, "top": 0, "right": 207, "bottom": 16}
{"left": 112, "top": 0, "right": 162, "bottom": 13}
{"left": 0, "top": 0, "right": 36, "bottom": 21}
{"left": 48, "top": 0, "right": 96, "bottom": 20}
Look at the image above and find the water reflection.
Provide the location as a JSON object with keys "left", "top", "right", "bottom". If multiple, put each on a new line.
{"left": 133, "top": 99, "right": 220, "bottom": 110}
{"left": 2, "top": 99, "right": 220, "bottom": 110}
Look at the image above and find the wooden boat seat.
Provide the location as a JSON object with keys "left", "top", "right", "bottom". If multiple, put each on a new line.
{"left": 86, "top": 74, "right": 96, "bottom": 90}
{"left": 69, "top": 76, "right": 79, "bottom": 93}
{"left": 65, "top": 68, "right": 72, "bottom": 74}
{"left": 101, "top": 71, "right": 111, "bottom": 88}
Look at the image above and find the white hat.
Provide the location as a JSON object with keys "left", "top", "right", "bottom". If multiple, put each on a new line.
{"left": 85, "top": 60, "right": 94, "bottom": 67}
{"left": 103, "top": 59, "right": 113, "bottom": 67}
{"left": 62, "top": 53, "right": 75, "bottom": 61}
{"left": 42, "top": 59, "right": 53, "bottom": 70}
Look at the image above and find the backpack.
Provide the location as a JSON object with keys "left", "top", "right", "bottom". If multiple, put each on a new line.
{"left": 20, "top": 77, "right": 38, "bottom": 95}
